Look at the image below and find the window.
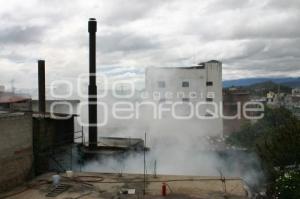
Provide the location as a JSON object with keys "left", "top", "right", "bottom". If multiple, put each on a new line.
{"left": 159, "top": 98, "right": 166, "bottom": 103}
{"left": 158, "top": 81, "right": 166, "bottom": 88}
{"left": 206, "top": 81, "right": 213, "bottom": 86}
{"left": 206, "top": 97, "right": 213, "bottom": 102}
{"left": 182, "top": 81, "right": 189, "bottom": 87}
{"left": 205, "top": 112, "right": 213, "bottom": 117}
{"left": 182, "top": 98, "right": 190, "bottom": 102}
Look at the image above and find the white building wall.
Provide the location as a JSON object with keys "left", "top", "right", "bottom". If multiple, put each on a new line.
{"left": 205, "top": 61, "right": 222, "bottom": 103}
{"left": 145, "top": 61, "right": 223, "bottom": 137}
{"left": 204, "top": 61, "right": 223, "bottom": 136}
{"left": 146, "top": 66, "right": 207, "bottom": 102}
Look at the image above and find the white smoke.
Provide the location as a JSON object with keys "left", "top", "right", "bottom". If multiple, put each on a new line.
{"left": 74, "top": 92, "right": 264, "bottom": 189}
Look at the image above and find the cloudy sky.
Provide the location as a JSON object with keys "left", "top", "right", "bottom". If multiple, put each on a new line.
{"left": 0, "top": 0, "right": 299, "bottom": 93}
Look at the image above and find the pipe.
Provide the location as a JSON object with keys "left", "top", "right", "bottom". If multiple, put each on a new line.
{"left": 88, "top": 18, "right": 98, "bottom": 149}
{"left": 38, "top": 60, "right": 46, "bottom": 113}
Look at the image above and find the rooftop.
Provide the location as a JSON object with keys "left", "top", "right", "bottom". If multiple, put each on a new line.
{"left": 0, "top": 95, "right": 30, "bottom": 104}
{"left": 148, "top": 65, "right": 205, "bottom": 70}
{"left": 31, "top": 99, "right": 80, "bottom": 103}
{"left": 0, "top": 172, "right": 248, "bottom": 199}
{"left": 147, "top": 60, "right": 221, "bottom": 70}
{"left": 32, "top": 112, "right": 78, "bottom": 119}
{"left": 0, "top": 112, "right": 26, "bottom": 118}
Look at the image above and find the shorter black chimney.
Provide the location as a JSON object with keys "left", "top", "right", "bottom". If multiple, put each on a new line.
{"left": 38, "top": 60, "right": 46, "bottom": 113}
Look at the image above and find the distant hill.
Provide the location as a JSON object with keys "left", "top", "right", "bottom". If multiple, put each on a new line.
{"left": 282, "top": 79, "right": 300, "bottom": 88}
{"left": 223, "top": 77, "right": 300, "bottom": 88}
{"left": 245, "top": 81, "right": 292, "bottom": 96}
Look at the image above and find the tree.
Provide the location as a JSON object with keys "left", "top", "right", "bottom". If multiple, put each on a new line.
{"left": 227, "top": 107, "right": 300, "bottom": 198}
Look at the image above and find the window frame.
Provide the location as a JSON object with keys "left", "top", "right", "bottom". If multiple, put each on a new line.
{"left": 206, "top": 97, "right": 213, "bottom": 102}
{"left": 157, "top": 81, "right": 166, "bottom": 88}
{"left": 182, "top": 98, "right": 190, "bottom": 102}
{"left": 182, "top": 81, "right": 189, "bottom": 88}
{"left": 206, "top": 81, "right": 213, "bottom": 86}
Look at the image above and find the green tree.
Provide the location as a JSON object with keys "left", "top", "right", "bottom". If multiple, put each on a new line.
{"left": 227, "top": 107, "right": 300, "bottom": 198}
{"left": 273, "top": 170, "right": 300, "bottom": 199}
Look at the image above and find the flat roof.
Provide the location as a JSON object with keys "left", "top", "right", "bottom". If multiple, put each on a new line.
{"left": 0, "top": 172, "right": 248, "bottom": 199}
{"left": 147, "top": 60, "right": 221, "bottom": 70}
{"left": 32, "top": 112, "right": 78, "bottom": 118}
{"left": 0, "top": 96, "right": 30, "bottom": 104}
{"left": 0, "top": 112, "right": 26, "bottom": 118}
{"left": 31, "top": 99, "right": 80, "bottom": 103}
{"left": 207, "top": 60, "right": 221, "bottom": 63}
{"left": 148, "top": 65, "right": 205, "bottom": 70}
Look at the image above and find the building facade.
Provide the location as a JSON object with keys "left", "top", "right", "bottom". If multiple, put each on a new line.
{"left": 223, "top": 87, "right": 250, "bottom": 135}
{"left": 145, "top": 60, "right": 223, "bottom": 137}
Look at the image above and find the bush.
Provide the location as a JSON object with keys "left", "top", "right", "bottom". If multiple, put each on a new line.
{"left": 273, "top": 170, "right": 300, "bottom": 199}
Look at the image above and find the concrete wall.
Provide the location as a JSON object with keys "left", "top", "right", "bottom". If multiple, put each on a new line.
{"left": 205, "top": 61, "right": 223, "bottom": 105}
{"left": 0, "top": 113, "right": 33, "bottom": 192}
{"left": 10, "top": 100, "right": 32, "bottom": 112}
{"left": 146, "top": 67, "right": 207, "bottom": 104}
{"left": 32, "top": 100, "right": 79, "bottom": 114}
{"left": 145, "top": 61, "right": 223, "bottom": 137}
{"left": 204, "top": 61, "right": 223, "bottom": 136}
{"left": 223, "top": 89, "right": 250, "bottom": 135}
{"left": 32, "top": 115, "right": 75, "bottom": 174}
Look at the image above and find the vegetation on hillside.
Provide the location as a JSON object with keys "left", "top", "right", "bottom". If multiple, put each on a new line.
{"left": 246, "top": 81, "right": 292, "bottom": 96}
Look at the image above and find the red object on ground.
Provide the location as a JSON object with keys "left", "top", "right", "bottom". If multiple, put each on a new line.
{"left": 162, "top": 182, "right": 167, "bottom": 196}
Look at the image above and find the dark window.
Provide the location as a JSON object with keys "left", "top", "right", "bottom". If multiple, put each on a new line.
{"left": 206, "top": 81, "right": 213, "bottom": 86}
{"left": 205, "top": 112, "right": 213, "bottom": 117}
{"left": 182, "top": 81, "right": 189, "bottom": 87}
{"left": 182, "top": 98, "right": 190, "bottom": 102}
{"left": 206, "top": 97, "right": 213, "bottom": 102}
{"left": 158, "top": 81, "right": 166, "bottom": 88}
{"left": 159, "top": 98, "right": 166, "bottom": 103}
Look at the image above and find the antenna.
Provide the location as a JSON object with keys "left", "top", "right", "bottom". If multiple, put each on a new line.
{"left": 10, "top": 79, "right": 15, "bottom": 93}
{"left": 143, "top": 131, "right": 147, "bottom": 195}
{"left": 153, "top": 160, "right": 157, "bottom": 178}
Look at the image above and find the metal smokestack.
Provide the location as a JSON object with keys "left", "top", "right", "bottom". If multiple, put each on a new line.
{"left": 88, "top": 18, "right": 98, "bottom": 149}
{"left": 38, "top": 60, "right": 46, "bottom": 113}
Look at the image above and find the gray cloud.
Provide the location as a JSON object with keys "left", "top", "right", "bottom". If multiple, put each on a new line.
{"left": 233, "top": 15, "right": 300, "bottom": 40}
{"left": 0, "top": 25, "right": 45, "bottom": 44}
{"left": 206, "top": 0, "right": 252, "bottom": 11}
{"left": 265, "top": 0, "right": 300, "bottom": 10}
{"left": 222, "top": 38, "right": 300, "bottom": 78}
{"left": 100, "top": 0, "right": 171, "bottom": 25}
{"left": 100, "top": 66, "right": 144, "bottom": 77}
{"left": 0, "top": 51, "right": 27, "bottom": 63}
{"left": 0, "top": 0, "right": 299, "bottom": 90}
{"left": 98, "top": 32, "right": 160, "bottom": 53}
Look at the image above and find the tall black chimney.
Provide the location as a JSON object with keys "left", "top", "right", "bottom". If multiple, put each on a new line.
{"left": 88, "top": 18, "right": 98, "bottom": 149}
{"left": 38, "top": 60, "right": 46, "bottom": 113}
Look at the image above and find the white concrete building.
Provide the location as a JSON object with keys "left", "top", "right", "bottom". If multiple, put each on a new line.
{"left": 284, "top": 88, "right": 300, "bottom": 119}
{"left": 145, "top": 60, "right": 223, "bottom": 137}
